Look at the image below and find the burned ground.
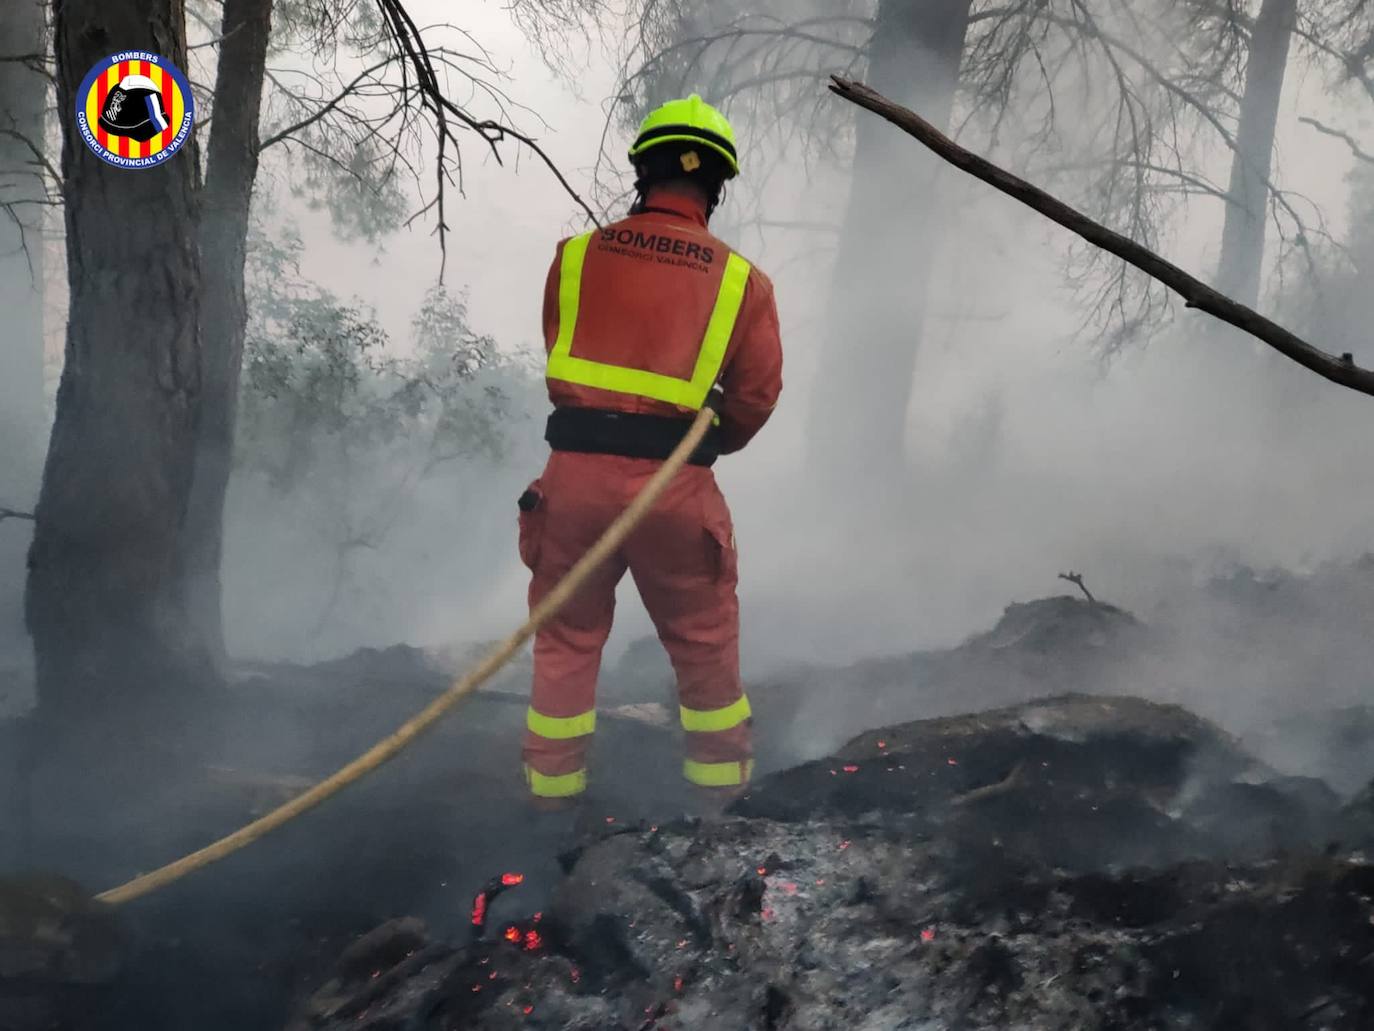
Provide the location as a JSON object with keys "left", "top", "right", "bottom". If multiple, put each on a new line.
{"left": 288, "top": 695, "right": 1374, "bottom": 1030}
{"left": 3, "top": 581, "right": 1374, "bottom": 1030}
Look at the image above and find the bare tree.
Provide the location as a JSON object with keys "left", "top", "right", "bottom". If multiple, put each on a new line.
{"left": 610, "top": 0, "right": 1369, "bottom": 475}
{"left": 1217, "top": 0, "right": 1299, "bottom": 307}
{"left": 611, "top": 1, "right": 1250, "bottom": 472}
{"left": 0, "top": 0, "right": 50, "bottom": 487}
{"left": 181, "top": 0, "right": 600, "bottom": 666}
{"left": 29, "top": 0, "right": 210, "bottom": 728}
{"left": 27, "top": 0, "right": 603, "bottom": 726}
{"left": 183, "top": 0, "right": 274, "bottom": 671}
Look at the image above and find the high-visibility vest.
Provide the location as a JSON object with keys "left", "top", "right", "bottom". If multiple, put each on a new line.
{"left": 547, "top": 231, "right": 753, "bottom": 411}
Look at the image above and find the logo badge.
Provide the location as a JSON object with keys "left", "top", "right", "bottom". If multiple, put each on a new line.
{"left": 74, "top": 51, "right": 194, "bottom": 169}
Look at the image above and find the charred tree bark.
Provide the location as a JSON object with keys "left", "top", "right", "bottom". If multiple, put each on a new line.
{"left": 28, "top": 0, "right": 214, "bottom": 727}
{"left": 183, "top": 0, "right": 273, "bottom": 670}
{"left": 0, "top": 0, "right": 49, "bottom": 484}
{"left": 1215, "top": 0, "right": 1296, "bottom": 308}
{"left": 813, "top": 0, "right": 973, "bottom": 476}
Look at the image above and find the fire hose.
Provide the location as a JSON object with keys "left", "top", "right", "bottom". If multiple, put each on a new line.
{"left": 94, "top": 406, "right": 717, "bottom": 907}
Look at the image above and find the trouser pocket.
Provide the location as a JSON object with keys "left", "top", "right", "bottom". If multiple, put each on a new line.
{"left": 517, "top": 480, "right": 546, "bottom": 570}
{"left": 702, "top": 490, "right": 738, "bottom": 585}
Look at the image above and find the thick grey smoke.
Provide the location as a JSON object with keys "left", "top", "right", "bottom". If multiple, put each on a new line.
{"left": 3, "top": 2, "right": 1373, "bottom": 780}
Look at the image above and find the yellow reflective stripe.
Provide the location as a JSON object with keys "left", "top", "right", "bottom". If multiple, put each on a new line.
{"left": 526, "top": 707, "right": 597, "bottom": 740}
{"left": 683, "top": 758, "right": 754, "bottom": 788}
{"left": 680, "top": 694, "right": 752, "bottom": 734}
{"left": 690, "top": 252, "right": 750, "bottom": 406}
{"left": 552, "top": 231, "right": 592, "bottom": 367}
{"left": 547, "top": 235, "right": 753, "bottom": 410}
{"left": 525, "top": 765, "right": 587, "bottom": 798}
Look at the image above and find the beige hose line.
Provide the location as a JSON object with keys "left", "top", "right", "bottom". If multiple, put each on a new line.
{"left": 96, "top": 408, "right": 717, "bottom": 907}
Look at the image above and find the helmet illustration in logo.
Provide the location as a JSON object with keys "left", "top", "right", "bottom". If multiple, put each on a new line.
{"left": 75, "top": 53, "right": 195, "bottom": 168}
{"left": 98, "top": 74, "right": 171, "bottom": 143}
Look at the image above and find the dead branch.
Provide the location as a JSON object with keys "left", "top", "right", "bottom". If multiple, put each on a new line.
{"left": 828, "top": 76, "right": 1374, "bottom": 400}
{"left": 1299, "top": 115, "right": 1374, "bottom": 166}
{"left": 0, "top": 508, "right": 36, "bottom": 525}
{"left": 1058, "top": 572, "right": 1097, "bottom": 605}
{"left": 375, "top": 0, "right": 601, "bottom": 265}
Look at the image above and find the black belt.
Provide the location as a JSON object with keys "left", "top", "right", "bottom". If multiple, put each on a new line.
{"left": 545, "top": 407, "right": 721, "bottom": 467}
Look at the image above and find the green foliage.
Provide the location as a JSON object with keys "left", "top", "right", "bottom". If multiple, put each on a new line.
{"left": 237, "top": 217, "right": 537, "bottom": 495}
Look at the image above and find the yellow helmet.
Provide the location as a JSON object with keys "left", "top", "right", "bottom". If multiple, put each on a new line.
{"left": 628, "top": 94, "right": 739, "bottom": 179}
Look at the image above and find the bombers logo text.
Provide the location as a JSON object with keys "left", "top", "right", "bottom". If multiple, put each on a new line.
{"left": 75, "top": 51, "right": 195, "bottom": 169}
{"left": 599, "top": 227, "right": 716, "bottom": 273}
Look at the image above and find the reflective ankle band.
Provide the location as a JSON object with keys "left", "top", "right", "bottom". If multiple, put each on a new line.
{"left": 526, "top": 707, "right": 597, "bottom": 740}
{"left": 680, "top": 695, "right": 752, "bottom": 734}
{"left": 683, "top": 758, "right": 754, "bottom": 788}
{"left": 525, "top": 766, "right": 588, "bottom": 798}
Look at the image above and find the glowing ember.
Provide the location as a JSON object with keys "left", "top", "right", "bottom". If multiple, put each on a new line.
{"left": 523, "top": 1006, "right": 534, "bottom": 1015}
{"left": 471, "top": 985, "right": 482, "bottom": 993}
{"left": 674, "top": 975, "right": 684, "bottom": 993}
{"left": 838, "top": 839, "right": 851, "bottom": 851}
{"left": 762, "top": 907, "right": 775, "bottom": 920}
{"left": 842, "top": 765, "right": 859, "bottom": 774}
{"left": 501, "top": 872, "right": 525, "bottom": 887}
{"left": 470, "top": 893, "right": 487, "bottom": 927}
{"left": 947, "top": 758, "right": 958, "bottom": 766}
{"left": 488, "top": 971, "right": 497, "bottom": 981}
{"left": 570, "top": 966, "right": 581, "bottom": 984}
{"left": 605, "top": 816, "right": 616, "bottom": 824}
{"left": 921, "top": 927, "right": 937, "bottom": 942}
{"left": 757, "top": 866, "right": 768, "bottom": 876}
{"left": 504, "top": 926, "right": 521, "bottom": 943}
{"left": 523, "top": 929, "right": 544, "bottom": 951}
{"left": 828, "top": 768, "right": 838, "bottom": 776}
{"left": 533, "top": 912, "right": 543, "bottom": 923}
{"left": 815, "top": 879, "right": 826, "bottom": 886}
{"left": 877, "top": 740, "right": 887, "bottom": 749}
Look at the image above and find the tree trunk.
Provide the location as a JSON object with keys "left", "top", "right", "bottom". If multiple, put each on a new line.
{"left": 1215, "top": 0, "right": 1296, "bottom": 308}
{"left": 27, "top": 0, "right": 213, "bottom": 727}
{"left": 812, "top": 0, "right": 973, "bottom": 476}
{"left": 183, "top": 0, "right": 273, "bottom": 671}
{"left": 0, "top": 0, "right": 49, "bottom": 488}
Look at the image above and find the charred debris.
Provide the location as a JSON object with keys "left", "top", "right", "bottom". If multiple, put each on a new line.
{"left": 5, "top": 566, "right": 1374, "bottom": 1029}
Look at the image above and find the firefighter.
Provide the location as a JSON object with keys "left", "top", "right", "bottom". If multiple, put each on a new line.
{"left": 519, "top": 94, "right": 783, "bottom": 811}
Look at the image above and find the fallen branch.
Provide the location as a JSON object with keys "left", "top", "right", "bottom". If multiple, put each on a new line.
{"left": 828, "top": 76, "right": 1374, "bottom": 399}
{"left": 0, "top": 507, "right": 35, "bottom": 525}
{"left": 1058, "top": 571, "right": 1096, "bottom": 605}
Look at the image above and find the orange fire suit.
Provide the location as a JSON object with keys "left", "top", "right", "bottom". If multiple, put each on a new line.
{"left": 519, "top": 187, "right": 783, "bottom": 802}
